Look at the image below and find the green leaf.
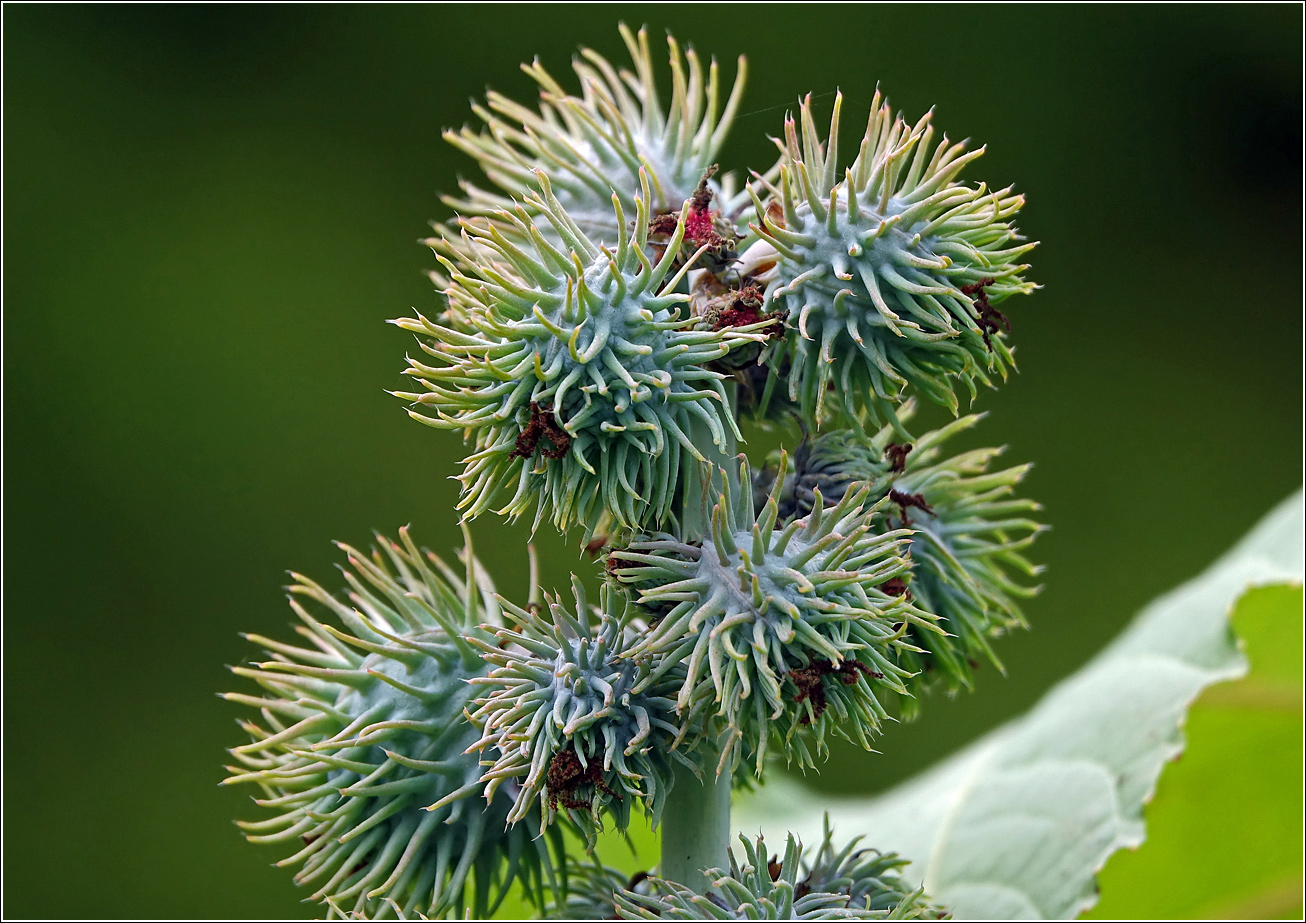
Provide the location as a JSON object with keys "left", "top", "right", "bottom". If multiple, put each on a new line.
{"left": 1085, "top": 583, "right": 1303, "bottom": 919}
{"left": 735, "top": 489, "right": 1304, "bottom": 919}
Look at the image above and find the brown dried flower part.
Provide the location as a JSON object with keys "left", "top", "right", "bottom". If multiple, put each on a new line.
{"left": 885, "top": 442, "right": 913, "bottom": 473}
{"left": 510, "top": 402, "right": 570, "bottom": 460}
{"left": 689, "top": 164, "right": 718, "bottom": 211}
{"left": 545, "top": 746, "right": 618, "bottom": 812}
{"left": 889, "top": 488, "right": 934, "bottom": 526}
{"left": 789, "top": 658, "right": 883, "bottom": 724}
{"left": 960, "top": 277, "right": 1011, "bottom": 350}
{"left": 877, "top": 577, "right": 912, "bottom": 600}
{"left": 647, "top": 212, "right": 683, "bottom": 238}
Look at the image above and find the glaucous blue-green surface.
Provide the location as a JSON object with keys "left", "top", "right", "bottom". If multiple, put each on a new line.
{"left": 731, "top": 490, "right": 1302, "bottom": 919}
{"left": 613, "top": 830, "right": 943, "bottom": 920}
{"left": 614, "top": 457, "right": 927, "bottom": 776}
{"left": 444, "top": 22, "right": 749, "bottom": 245}
{"left": 4, "top": 5, "right": 1300, "bottom": 918}
{"left": 747, "top": 92, "right": 1034, "bottom": 431}
{"left": 394, "top": 174, "right": 766, "bottom": 538}
{"left": 468, "top": 580, "right": 693, "bottom": 844}
{"left": 224, "top": 528, "right": 572, "bottom": 918}
{"left": 757, "top": 403, "right": 1043, "bottom": 704}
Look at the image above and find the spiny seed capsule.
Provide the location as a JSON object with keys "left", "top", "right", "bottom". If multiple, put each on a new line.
{"left": 394, "top": 170, "right": 769, "bottom": 539}
{"left": 543, "top": 855, "right": 657, "bottom": 920}
{"left": 742, "top": 91, "right": 1036, "bottom": 434}
{"left": 443, "top": 23, "right": 749, "bottom": 246}
{"left": 612, "top": 456, "right": 941, "bottom": 776}
{"left": 468, "top": 579, "right": 693, "bottom": 845}
{"left": 223, "top": 528, "right": 561, "bottom": 919}
{"left": 613, "top": 830, "right": 944, "bottom": 920}
{"left": 553, "top": 867, "right": 636, "bottom": 920}
{"left": 759, "top": 401, "right": 1044, "bottom": 708}
{"left": 797, "top": 815, "right": 945, "bottom": 917}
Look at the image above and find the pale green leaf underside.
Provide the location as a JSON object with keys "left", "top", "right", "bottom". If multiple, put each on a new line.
{"left": 735, "top": 488, "right": 1304, "bottom": 920}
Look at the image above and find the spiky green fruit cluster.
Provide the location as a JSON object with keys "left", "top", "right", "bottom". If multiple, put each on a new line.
{"left": 550, "top": 821, "right": 944, "bottom": 920}
{"left": 541, "top": 855, "right": 655, "bottom": 920}
{"left": 224, "top": 529, "right": 561, "bottom": 919}
{"left": 759, "top": 403, "right": 1043, "bottom": 702}
{"left": 468, "top": 579, "right": 694, "bottom": 843}
{"left": 613, "top": 831, "right": 939, "bottom": 920}
{"left": 612, "top": 457, "right": 942, "bottom": 775}
{"left": 444, "top": 23, "right": 749, "bottom": 245}
{"left": 395, "top": 173, "right": 768, "bottom": 538}
{"left": 798, "top": 816, "right": 946, "bottom": 918}
{"left": 745, "top": 91, "right": 1036, "bottom": 433}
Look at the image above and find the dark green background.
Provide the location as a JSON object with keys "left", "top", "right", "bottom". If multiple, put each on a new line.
{"left": 5, "top": 4, "right": 1301, "bottom": 918}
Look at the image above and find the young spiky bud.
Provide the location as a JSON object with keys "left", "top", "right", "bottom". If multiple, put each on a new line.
{"left": 223, "top": 529, "right": 561, "bottom": 919}
{"left": 612, "top": 457, "right": 942, "bottom": 776}
{"left": 744, "top": 92, "right": 1036, "bottom": 433}
{"left": 444, "top": 24, "right": 749, "bottom": 246}
{"left": 539, "top": 855, "right": 653, "bottom": 920}
{"left": 759, "top": 403, "right": 1043, "bottom": 703}
{"left": 613, "top": 830, "right": 944, "bottom": 920}
{"left": 798, "top": 816, "right": 945, "bottom": 918}
{"left": 395, "top": 171, "right": 770, "bottom": 539}
{"left": 468, "top": 579, "right": 694, "bottom": 845}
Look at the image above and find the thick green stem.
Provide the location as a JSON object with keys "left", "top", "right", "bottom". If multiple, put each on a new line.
{"left": 661, "top": 384, "right": 737, "bottom": 888}
{"left": 661, "top": 743, "right": 732, "bottom": 887}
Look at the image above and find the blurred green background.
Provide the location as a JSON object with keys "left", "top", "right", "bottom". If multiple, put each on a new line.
{"left": 4, "top": 4, "right": 1301, "bottom": 918}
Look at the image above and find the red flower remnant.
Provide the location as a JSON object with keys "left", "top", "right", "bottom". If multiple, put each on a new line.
{"left": 682, "top": 168, "right": 719, "bottom": 242}
{"left": 706, "top": 284, "right": 787, "bottom": 337}
{"left": 648, "top": 165, "right": 738, "bottom": 270}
